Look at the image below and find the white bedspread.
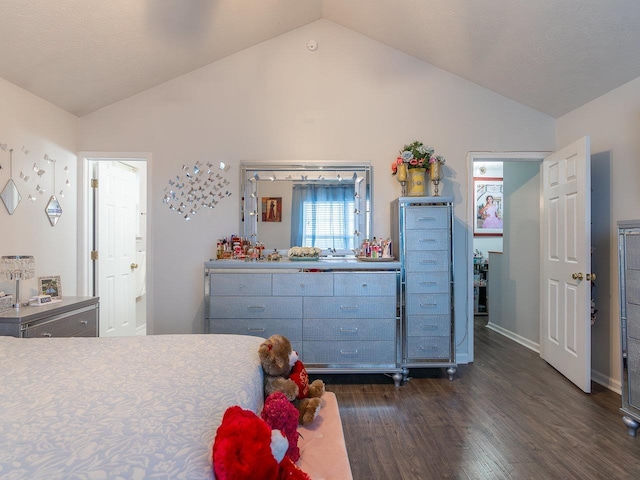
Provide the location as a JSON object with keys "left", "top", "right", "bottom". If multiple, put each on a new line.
{"left": 0, "top": 334, "right": 265, "bottom": 480}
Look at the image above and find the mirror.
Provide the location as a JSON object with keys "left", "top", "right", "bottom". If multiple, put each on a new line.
{"left": 0, "top": 179, "right": 21, "bottom": 215}
{"left": 241, "top": 162, "right": 372, "bottom": 254}
{"left": 45, "top": 195, "right": 63, "bottom": 226}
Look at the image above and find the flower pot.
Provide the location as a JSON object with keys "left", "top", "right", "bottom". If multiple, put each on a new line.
{"left": 407, "top": 168, "right": 427, "bottom": 196}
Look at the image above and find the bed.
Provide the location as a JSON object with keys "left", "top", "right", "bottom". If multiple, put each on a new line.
{"left": 0, "top": 334, "right": 265, "bottom": 479}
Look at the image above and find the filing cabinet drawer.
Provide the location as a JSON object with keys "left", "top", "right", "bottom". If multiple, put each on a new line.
{"left": 304, "top": 318, "right": 395, "bottom": 341}
{"left": 406, "top": 336, "right": 451, "bottom": 360}
{"left": 405, "top": 206, "right": 449, "bottom": 230}
{"left": 333, "top": 272, "right": 396, "bottom": 296}
{"left": 25, "top": 307, "right": 98, "bottom": 338}
{"left": 272, "top": 273, "right": 333, "bottom": 296}
{"left": 404, "top": 251, "right": 449, "bottom": 273}
{"left": 304, "top": 340, "right": 396, "bottom": 366}
{"left": 406, "top": 272, "right": 449, "bottom": 294}
{"left": 304, "top": 296, "right": 396, "bottom": 319}
{"left": 210, "top": 273, "right": 271, "bottom": 296}
{"left": 405, "top": 229, "right": 449, "bottom": 251}
{"left": 405, "top": 294, "right": 450, "bottom": 316}
{"left": 209, "top": 297, "right": 302, "bottom": 319}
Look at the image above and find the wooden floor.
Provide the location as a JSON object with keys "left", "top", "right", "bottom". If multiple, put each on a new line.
{"left": 325, "top": 317, "right": 640, "bottom": 480}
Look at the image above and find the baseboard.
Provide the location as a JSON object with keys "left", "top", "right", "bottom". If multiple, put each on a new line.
{"left": 486, "top": 322, "right": 540, "bottom": 353}
{"left": 136, "top": 324, "right": 147, "bottom": 335}
{"left": 591, "top": 368, "right": 621, "bottom": 394}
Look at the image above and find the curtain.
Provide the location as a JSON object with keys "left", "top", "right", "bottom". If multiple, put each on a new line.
{"left": 290, "top": 183, "right": 354, "bottom": 249}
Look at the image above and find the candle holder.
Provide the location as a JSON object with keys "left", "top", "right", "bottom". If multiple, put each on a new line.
{"left": 430, "top": 162, "right": 443, "bottom": 196}
{"left": 396, "top": 163, "right": 408, "bottom": 196}
{"left": 1, "top": 255, "right": 35, "bottom": 308}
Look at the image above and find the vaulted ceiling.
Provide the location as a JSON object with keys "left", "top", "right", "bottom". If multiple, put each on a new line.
{"left": 1, "top": 0, "right": 639, "bottom": 118}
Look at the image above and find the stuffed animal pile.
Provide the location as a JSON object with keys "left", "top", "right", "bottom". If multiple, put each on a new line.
{"left": 258, "top": 334, "right": 325, "bottom": 425}
{"left": 212, "top": 334, "right": 325, "bottom": 478}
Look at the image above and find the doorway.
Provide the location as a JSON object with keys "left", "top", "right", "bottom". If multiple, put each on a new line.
{"left": 77, "top": 152, "right": 150, "bottom": 336}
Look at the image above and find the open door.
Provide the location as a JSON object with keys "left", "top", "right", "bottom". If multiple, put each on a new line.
{"left": 96, "top": 161, "right": 138, "bottom": 337}
{"left": 540, "top": 136, "right": 592, "bottom": 392}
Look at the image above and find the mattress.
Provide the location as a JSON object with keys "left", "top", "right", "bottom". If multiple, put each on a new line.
{"left": 0, "top": 334, "right": 265, "bottom": 480}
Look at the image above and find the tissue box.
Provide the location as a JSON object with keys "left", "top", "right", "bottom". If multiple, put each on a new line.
{"left": 0, "top": 295, "right": 14, "bottom": 312}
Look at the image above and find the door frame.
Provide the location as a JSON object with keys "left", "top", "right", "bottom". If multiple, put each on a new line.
{"left": 77, "top": 151, "right": 153, "bottom": 333}
{"left": 465, "top": 151, "right": 549, "bottom": 362}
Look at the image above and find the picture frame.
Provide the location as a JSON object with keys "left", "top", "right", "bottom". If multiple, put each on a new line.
{"left": 261, "top": 197, "right": 282, "bottom": 222}
{"left": 38, "top": 275, "right": 62, "bottom": 299}
{"left": 474, "top": 178, "right": 504, "bottom": 236}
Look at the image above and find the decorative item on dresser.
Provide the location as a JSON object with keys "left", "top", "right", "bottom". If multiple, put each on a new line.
{"left": 0, "top": 255, "right": 35, "bottom": 308}
{"left": 0, "top": 296, "right": 99, "bottom": 338}
{"left": 617, "top": 220, "right": 640, "bottom": 436}
{"left": 391, "top": 141, "right": 446, "bottom": 197}
{"left": 390, "top": 196, "right": 456, "bottom": 381}
{"left": 204, "top": 258, "right": 405, "bottom": 386}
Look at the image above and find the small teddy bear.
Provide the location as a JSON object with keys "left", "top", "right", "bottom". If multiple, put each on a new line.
{"left": 258, "top": 334, "right": 325, "bottom": 425}
{"left": 261, "top": 392, "right": 301, "bottom": 462}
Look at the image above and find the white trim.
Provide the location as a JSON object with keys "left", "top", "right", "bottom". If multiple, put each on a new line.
{"left": 76, "top": 151, "right": 153, "bottom": 334}
{"left": 486, "top": 321, "right": 540, "bottom": 353}
{"left": 465, "top": 151, "right": 549, "bottom": 363}
{"left": 591, "top": 368, "right": 621, "bottom": 394}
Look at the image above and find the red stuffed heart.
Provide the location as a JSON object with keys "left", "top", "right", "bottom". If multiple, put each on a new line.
{"left": 289, "top": 360, "right": 310, "bottom": 399}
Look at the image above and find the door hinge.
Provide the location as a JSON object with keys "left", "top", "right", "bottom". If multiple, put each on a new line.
{"left": 91, "top": 178, "right": 98, "bottom": 188}
{"left": 91, "top": 250, "right": 99, "bottom": 261}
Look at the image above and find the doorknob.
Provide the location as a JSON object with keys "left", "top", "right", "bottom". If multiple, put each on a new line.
{"left": 586, "top": 273, "right": 597, "bottom": 281}
{"left": 572, "top": 272, "right": 583, "bottom": 280}
{"left": 130, "top": 263, "right": 139, "bottom": 269}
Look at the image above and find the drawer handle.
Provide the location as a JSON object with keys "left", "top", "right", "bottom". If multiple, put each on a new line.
{"left": 41, "top": 332, "right": 52, "bottom": 337}
{"left": 419, "top": 238, "right": 437, "bottom": 242}
{"left": 300, "top": 282, "right": 305, "bottom": 288}
{"left": 421, "top": 325, "right": 438, "bottom": 330}
{"left": 247, "top": 306, "right": 266, "bottom": 311}
{"left": 79, "top": 320, "right": 88, "bottom": 325}
{"left": 339, "top": 306, "right": 358, "bottom": 311}
{"left": 418, "top": 217, "right": 436, "bottom": 222}
{"left": 419, "top": 281, "right": 437, "bottom": 285}
{"left": 420, "top": 260, "right": 437, "bottom": 264}
{"left": 339, "top": 349, "right": 359, "bottom": 356}
{"left": 361, "top": 283, "right": 368, "bottom": 288}
{"left": 339, "top": 327, "right": 359, "bottom": 333}
{"left": 247, "top": 327, "right": 266, "bottom": 333}
{"left": 420, "top": 303, "right": 437, "bottom": 307}
{"left": 420, "top": 345, "right": 438, "bottom": 351}
{"left": 237, "top": 283, "right": 246, "bottom": 289}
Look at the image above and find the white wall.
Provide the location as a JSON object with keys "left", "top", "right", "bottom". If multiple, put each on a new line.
{"left": 78, "top": 20, "right": 555, "bottom": 362}
{"left": 0, "top": 77, "right": 78, "bottom": 302}
{"left": 557, "top": 75, "right": 640, "bottom": 390}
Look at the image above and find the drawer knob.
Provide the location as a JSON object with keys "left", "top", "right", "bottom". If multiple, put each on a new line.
{"left": 247, "top": 327, "right": 266, "bottom": 333}
{"left": 41, "top": 332, "right": 52, "bottom": 337}
{"left": 247, "top": 305, "right": 266, "bottom": 311}
{"left": 339, "top": 350, "right": 359, "bottom": 356}
{"left": 300, "top": 282, "right": 305, "bottom": 287}
{"left": 339, "top": 305, "right": 358, "bottom": 311}
{"left": 339, "top": 327, "right": 359, "bottom": 333}
{"left": 419, "top": 238, "right": 436, "bottom": 242}
{"left": 79, "top": 320, "right": 88, "bottom": 325}
{"left": 361, "top": 283, "right": 368, "bottom": 287}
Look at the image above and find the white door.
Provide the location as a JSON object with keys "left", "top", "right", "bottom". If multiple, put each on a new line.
{"left": 540, "top": 136, "right": 592, "bottom": 392}
{"left": 97, "top": 161, "right": 137, "bottom": 337}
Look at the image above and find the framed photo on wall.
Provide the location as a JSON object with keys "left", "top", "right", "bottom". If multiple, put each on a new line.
{"left": 38, "top": 275, "right": 62, "bottom": 299}
{"left": 474, "top": 178, "right": 504, "bottom": 236}
{"left": 261, "top": 197, "right": 282, "bottom": 222}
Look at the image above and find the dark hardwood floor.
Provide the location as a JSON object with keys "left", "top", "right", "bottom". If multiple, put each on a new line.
{"left": 324, "top": 317, "right": 640, "bottom": 479}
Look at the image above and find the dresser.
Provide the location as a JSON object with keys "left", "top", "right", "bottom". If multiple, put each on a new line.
{"left": 0, "top": 296, "right": 99, "bottom": 338}
{"left": 205, "top": 259, "right": 404, "bottom": 385}
{"left": 391, "top": 196, "right": 456, "bottom": 381}
{"left": 618, "top": 220, "right": 640, "bottom": 436}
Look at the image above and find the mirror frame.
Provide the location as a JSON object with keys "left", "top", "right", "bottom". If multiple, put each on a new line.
{"left": 240, "top": 161, "right": 372, "bottom": 252}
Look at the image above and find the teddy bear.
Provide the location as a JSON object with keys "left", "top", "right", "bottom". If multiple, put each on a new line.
{"left": 261, "top": 392, "right": 301, "bottom": 462}
{"left": 258, "top": 334, "right": 325, "bottom": 425}
{"left": 212, "top": 404, "right": 310, "bottom": 480}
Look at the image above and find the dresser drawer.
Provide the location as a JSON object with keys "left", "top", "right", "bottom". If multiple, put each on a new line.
{"left": 209, "top": 297, "right": 302, "bottom": 319}
{"left": 333, "top": 272, "right": 396, "bottom": 296}
{"left": 406, "top": 315, "right": 451, "bottom": 337}
{"left": 210, "top": 273, "right": 271, "bottom": 296}
{"left": 25, "top": 307, "right": 98, "bottom": 338}
{"left": 304, "top": 340, "right": 396, "bottom": 365}
{"left": 304, "top": 296, "right": 396, "bottom": 319}
{"left": 405, "top": 206, "right": 449, "bottom": 230}
{"left": 406, "top": 294, "right": 450, "bottom": 316}
{"left": 404, "top": 251, "right": 449, "bottom": 273}
{"left": 210, "top": 318, "right": 302, "bottom": 343}
{"left": 406, "top": 336, "right": 451, "bottom": 360}
{"left": 304, "top": 318, "right": 395, "bottom": 341}
{"left": 272, "top": 273, "right": 333, "bottom": 296}
{"left": 405, "top": 229, "right": 449, "bottom": 251}
{"left": 406, "top": 272, "right": 449, "bottom": 294}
